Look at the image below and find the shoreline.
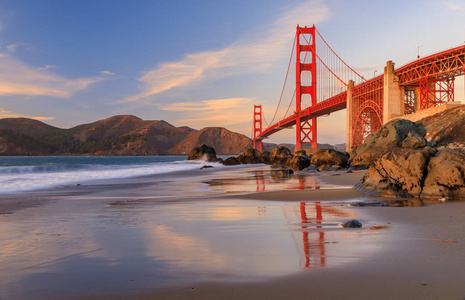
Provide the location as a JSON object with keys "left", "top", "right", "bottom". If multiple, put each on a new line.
{"left": 1, "top": 164, "right": 464, "bottom": 300}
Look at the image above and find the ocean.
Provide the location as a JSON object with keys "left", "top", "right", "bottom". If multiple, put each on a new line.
{"left": 0, "top": 156, "right": 221, "bottom": 194}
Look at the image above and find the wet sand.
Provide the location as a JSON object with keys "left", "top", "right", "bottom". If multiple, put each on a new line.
{"left": 1, "top": 165, "right": 464, "bottom": 300}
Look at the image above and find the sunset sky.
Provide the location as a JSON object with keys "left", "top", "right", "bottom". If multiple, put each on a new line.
{"left": 0, "top": 0, "right": 464, "bottom": 144}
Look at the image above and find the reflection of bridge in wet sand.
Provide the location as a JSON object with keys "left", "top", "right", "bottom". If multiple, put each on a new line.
{"left": 297, "top": 202, "right": 349, "bottom": 268}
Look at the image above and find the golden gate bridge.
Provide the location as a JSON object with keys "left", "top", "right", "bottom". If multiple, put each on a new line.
{"left": 253, "top": 25, "right": 465, "bottom": 152}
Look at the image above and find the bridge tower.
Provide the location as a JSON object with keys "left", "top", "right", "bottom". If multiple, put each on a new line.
{"left": 295, "top": 25, "right": 317, "bottom": 151}
{"left": 253, "top": 105, "right": 263, "bottom": 152}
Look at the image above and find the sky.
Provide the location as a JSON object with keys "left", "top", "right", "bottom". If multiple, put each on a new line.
{"left": 0, "top": 0, "right": 464, "bottom": 145}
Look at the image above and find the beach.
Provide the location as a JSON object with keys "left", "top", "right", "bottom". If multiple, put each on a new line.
{"left": 0, "top": 163, "right": 464, "bottom": 300}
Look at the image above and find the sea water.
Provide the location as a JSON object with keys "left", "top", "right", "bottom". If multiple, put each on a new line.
{"left": 0, "top": 156, "right": 219, "bottom": 194}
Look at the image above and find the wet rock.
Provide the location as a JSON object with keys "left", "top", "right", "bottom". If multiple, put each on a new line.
{"left": 200, "top": 165, "right": 213, "bottom": 169}
{"left": 223, "top": 156, "right": 240, "bottom": 166}
{"left": 342, "top": 220, "right": 363, "bottom": 228}
{"left": 188, "top": 144, "right": 217, "bottom": 162}
{"left": 349, "top": 201, "right": 389, "bottom": 207}
{"left": 269, "top": 146, "right": 293, "bottom": 165}
{"left": 270, "top": 167, "right": 294, "bottom": 177}
{"left": 310, "top": 149, "right": 349, "bottom": 171}
{"left": 237, "top": 148, "right": 266, "bottom": 164}
{"left": 326, "top": 164, "right": 342, "bottom": 171}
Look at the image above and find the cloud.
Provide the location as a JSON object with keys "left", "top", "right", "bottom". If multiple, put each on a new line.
{"left": 125, "top": 0, "right": 329, "bottom": 102}
{"left": 158, "top": 97, "right": 254, "bottom": 127}
{"left": 0, "top": 107, "right": 54, "bottom": 121}
{"left": 6, "top": 44, "right": 16, "bottom": 52}
{"left": 100, "top": 70, "right": 114, "bottom": 75}
{"left": 444, "top": 1, "right": 465, "bottom": 11}
{"left": 0, "top": 56, "right": 105, "bottom": 97}
{"left": 36, "top": 65, "right": 56, "bottom": 71}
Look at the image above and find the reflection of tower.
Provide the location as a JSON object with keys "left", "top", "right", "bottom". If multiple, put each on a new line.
{"left": 257, "top": 206, "right": 267, "bottom": 217}
{"left": 300, "top": 202, "right": 326, "bottom": 268}
{"left": 255, "top": 170, "right": 265, "bottom": 192}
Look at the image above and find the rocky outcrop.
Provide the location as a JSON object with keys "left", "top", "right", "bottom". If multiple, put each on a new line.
{"left": 356, "top": 148, "right": 429, "bottom": 197}
{"left": 187, "top": 144, "right": 218, "bottom": 162}
{"left": 310, "top": 149, "right": 349, "bottom": 171}
{"left": 421, "top": 149, "right": 465, "bottom": 198}
{"left": 269, "top": 146, "right": 293, "bottom": 165}
{"left": 350, "top": 119, "right": 427, "bottom": 167}
{"left": 418, "top": 105, "right": 465, "bottom": 146}
{"left": 356, "top": 147, "right": 465, "bottom": 199}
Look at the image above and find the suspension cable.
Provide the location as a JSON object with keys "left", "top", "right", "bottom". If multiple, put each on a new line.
{"left": 314, "top": 28, "right": 366, "bottom": 82}
{"left": 269, "top": 34, "right": 297, "bottom": 126}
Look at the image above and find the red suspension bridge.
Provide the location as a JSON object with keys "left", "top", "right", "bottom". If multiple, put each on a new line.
{"left": 253, "top": 25, "right": 465, "bottom": 152}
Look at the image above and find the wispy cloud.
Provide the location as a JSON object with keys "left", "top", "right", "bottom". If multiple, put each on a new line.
{"left": 0, "top": 56, "right": 105, "bottom": 97}
{"left": 0, "top": 107, "right": 54, "bottom": 121}
{"left": 444, "top": 1, "right": 465, "bottom": 11}
{"left": 36, "top": 64, "right": 56, "bottom": 71}
{"left": 100, "top": 70, "right": 115, "bottom": 76}
{"left": 125, "top": 0, "right": 329, "bottom": 102}
{"left": 6, "top": 44, "right": 16, "bottom": 52}
{"left": 158, "top": 97, "right": 254, "bottom": 128}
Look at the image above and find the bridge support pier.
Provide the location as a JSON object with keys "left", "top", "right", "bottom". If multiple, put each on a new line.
{"left": 383, "top": 61, "right": 404, "bottom": 123}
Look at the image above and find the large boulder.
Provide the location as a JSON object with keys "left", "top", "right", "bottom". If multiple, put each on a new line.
{"left": 187, "top": 144, "right": 217, "bottom": 162}
{"left": 237, "top": 148, "right": 266, "bottom": 164}
{"left": 351, "top": 119, "right": 427, "bottom": 167}
{"left": 310, "top": 149, "right": 349, "bottom": 171}
{"left": 269, "top": 146, "right": 293, "bottom": 165}
{"left": 421, "top": 149, "right": 465, "bottom": 198}
{"left": 355, "top": 148, "right": 430, "bottom": 197}
{"left": 285, "top": 155, "right": 311, "bottom": 171}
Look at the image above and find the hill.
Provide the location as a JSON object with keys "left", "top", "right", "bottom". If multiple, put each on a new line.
{"left": 168, "top": 127, "right": 253, "bottom": 155}
{"left": 0, "top": 115, "right": 252, "bottom": 155}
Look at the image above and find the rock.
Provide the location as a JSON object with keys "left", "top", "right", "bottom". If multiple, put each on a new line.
{"left": 355, "top": 148, "right": 430, "bottom": 197}
{"left": 310, "top": 149, "right": 349, "bottom": 171}
{"left": 270, "top": 167, "right": 294, "bottom": 178}
{"left": 401, "top": 132, "right": 427, "bottom": 148}
{"left": 342, "top": 220, "right": 363, "bottom": 228}
{"left": 187, "top": 144, "right": 218, "bottom": 162}
{"left": 285, "top": 155, "right": 311, "bottom": 171}
{"left": 223, "top": 156, "right": 240, "bottom": 165}
{"left": 421, "top": 149, "right": 465, "bottom": 198}
{"left": 348, "top": 201, "right": 389, "bottom": 207}
{"left": 294, "top": 149, "right": 307, "bottom": 157}
{"left": 418, "top": 106, "right": 465, "bottom": 146}
{"left": 326, "top": 164, "right": 341, "bottom": 171}
{"left": 351, "top": 118, "right": 427, "bottom": 166}
{"left": 237, "top": 148, "right": 265, "bottom": 164}
{"left": 269, "top": 146, "right": 293, "bottom": 165}
{"left": 200, "top": 165, "right": 213, "bottom": 169}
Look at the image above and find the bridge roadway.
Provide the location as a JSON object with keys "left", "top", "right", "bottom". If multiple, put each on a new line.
{"left": 256, "top": 43, "right": 465, "bottom": 145}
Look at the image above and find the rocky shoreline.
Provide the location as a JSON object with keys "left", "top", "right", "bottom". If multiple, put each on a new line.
{"left": 189, "top": 105, "right": 465, "bottom": 200}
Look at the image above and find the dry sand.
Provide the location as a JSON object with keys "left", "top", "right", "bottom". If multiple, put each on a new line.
{"left": 1, "top": 165, "right": 464, "bottom": 300}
